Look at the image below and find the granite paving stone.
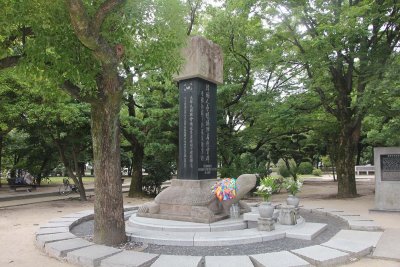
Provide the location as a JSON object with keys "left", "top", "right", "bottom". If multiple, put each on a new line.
{"left": 100, "top": 250, "right": 159, "bottom": 267}
{"left": 250, "top": 251, "right": 311, "bottom": 267}
{"left": 348, "top": 220, "right": 383, "bottom": 231}
{"left": 285, "top": 223, "right": 327, "bottom": 240}
{"left": 36, "top": 227, "right": 70, "bottom": 236}
{"left": 40, "top": 222, "right": 73, "bottom": 228}
{"left": 194, "top": 229, "right": 263, "bottom": 246}
{"left": 151, "top": 255, "right": 203, "bottom": 267}
{"left": 61, "top": 213, "right": 90, "bottom": 218}
{"left": 205, "top": 255, "right": 253, "bottom": 267}
{"left": 291, "top": 245, "right": 349, "bottom": 266}
{"left": 128, "top": 228, "right": 195, "bottom": 246}
{"left": 45, "top": 238, "right": 93, "bottom": 258}
{"left": 36, "top": 232, "right": 77, "bottom": 248}
{"left": 321, "top": 238, "right": 372, "bottom": 258}
{"left": 372, "top": 229, "right": 400, "bottom": 261}
{"left": 330, "top": 230, "right": 383, "bottom": 247}
{"left": 66, "top": 244, "right": 122, "bottom": 267}
{"left": 49, "top": 217, "right": 81, "bottom": 223}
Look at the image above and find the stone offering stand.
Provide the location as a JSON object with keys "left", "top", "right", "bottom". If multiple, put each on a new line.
{"left": 35, "top": 205, "right": 384, "bottom": 267}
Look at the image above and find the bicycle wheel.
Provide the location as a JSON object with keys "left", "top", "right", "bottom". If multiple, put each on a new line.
{"left": 59, "top": 184, "right": 72, "bottom": 195}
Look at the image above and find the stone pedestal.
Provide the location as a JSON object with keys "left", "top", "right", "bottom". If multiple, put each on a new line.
{"left": 137, "top": 179, "right": 225, "bottom": 223}
{"left": 137, "top": 174, "right": 257, "bottom": 223}
{"left": 279, "top": 205, "right": 297, "bottom": 225}
{"left": 258, "top": 217, "right": 275, "bottom": 231}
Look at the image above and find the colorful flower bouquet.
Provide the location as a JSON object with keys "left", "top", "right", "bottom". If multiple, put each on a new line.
{"left": 212, "top": 178, "right": 237, "bottom": 201}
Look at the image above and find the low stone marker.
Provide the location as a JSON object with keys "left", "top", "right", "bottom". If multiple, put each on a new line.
{"left": 373, "top": 147, "right": 400, "bottom": 211}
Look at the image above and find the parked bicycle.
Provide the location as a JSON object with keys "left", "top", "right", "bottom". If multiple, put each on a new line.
{"left": 59, "top": 177, "right": 79, "bottom": 195}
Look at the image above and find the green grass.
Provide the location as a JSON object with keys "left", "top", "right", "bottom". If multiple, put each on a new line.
{"left": 42, "top": 176, "right": 95, "bottom": 185}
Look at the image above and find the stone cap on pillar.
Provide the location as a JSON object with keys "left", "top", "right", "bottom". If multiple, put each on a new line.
{"left": 174, "top": 36, "right": 223, "bottom": 85}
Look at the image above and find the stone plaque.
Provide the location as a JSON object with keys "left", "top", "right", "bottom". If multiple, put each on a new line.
{"left": 178, "top": 78, "right": 217, "bottom": 180}
{"left": 380, "top": 154, "right": 400, "bottom": 181}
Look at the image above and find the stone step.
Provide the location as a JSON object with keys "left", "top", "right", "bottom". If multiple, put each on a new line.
{"left": 286, "top": 222, "right": 327, "bottom": 240}
{"left": 330, "top": 230, "right": 383, "bottom": 247}
{"left": 321, "top": 238, "right": 373, "bottom": 258}
{"left": 100, "top": 250, "right": 159, "bottom": 267}
{"left": 151, "top": 255, "right": 203, "bottom": 267}
{"left": 66, "top": 245, "right": 122, "bottom": 267}
{"left": 45, "top": 238, "right": 93, "bottom": 258}
{"left": 205, "top": 256, "right": 253, "bottom": 267}
{"left": 372, "top": 229, "right": 400, "bottom": 261}
{"left": 36, "top": 232, "right": 77, "bottom": 248}
{"left": 127, "top": 220, "right": 327, "bottom": 247}
{"left": 250, "top": 251, "right": 311, "bottom": 267}
{"left": 128, "top": 213, "right": 246, "bottom": 232}
{"left": 291, "top": 245, "right": 350, "bottom": 266}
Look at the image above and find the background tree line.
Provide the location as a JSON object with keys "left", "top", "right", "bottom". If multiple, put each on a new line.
{"left": 0, "top": 0, "right": 399, "bottom": 244}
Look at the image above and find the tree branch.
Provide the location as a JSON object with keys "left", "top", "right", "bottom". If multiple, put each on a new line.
{"left": 66, "top": 0, "right": 98, "bottom": 50}
{"left": 93, "top": 0, "right": 126, "bottom": 36}
{"left": 62, "top": 80, "right": 96, "bottom": 103}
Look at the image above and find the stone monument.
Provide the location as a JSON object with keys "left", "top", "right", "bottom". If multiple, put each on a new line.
{"left": 137, "top": 36, "right": 256, "bottom": 223}
{"left": 373, "top": 147, "right": 400, "bottom": 211}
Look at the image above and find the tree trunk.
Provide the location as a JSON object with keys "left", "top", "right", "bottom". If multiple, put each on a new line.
{"left": 72, "top": 152, "right": 87, "bottom": 201}
{"left": 91, "top": 84, "right": 126, "bottom": 245}
{"left": 335, "top": 124, "right": 359, "bottom": 198}
{"left": 128, "top": 143, "right": 144, "bottom": 197}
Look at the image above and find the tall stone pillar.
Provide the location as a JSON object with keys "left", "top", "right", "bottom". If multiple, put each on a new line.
{"left": 176, "top": 36, "right": 222, "bottom": 180}
{"left": 136, "top": 36, "right": 225, "bottom": 223}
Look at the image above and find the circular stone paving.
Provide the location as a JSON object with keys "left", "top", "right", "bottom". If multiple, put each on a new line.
{"left": 71, "top": 210, "right": 347, "bottom": 256}
{"left": 36, "top": 206, "right": 384, "bottom": 267}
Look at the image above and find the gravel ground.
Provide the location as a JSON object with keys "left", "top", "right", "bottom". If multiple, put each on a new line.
{"left": 71, "top": 211, "right": 348, "bottom": 256}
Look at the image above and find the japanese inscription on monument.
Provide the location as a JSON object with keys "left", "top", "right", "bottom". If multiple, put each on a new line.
{"left": 179, "top": 78, "right": 217, "bottom": 180}
{"left": 380, "top": 154, "right": 400, "bottom": 181}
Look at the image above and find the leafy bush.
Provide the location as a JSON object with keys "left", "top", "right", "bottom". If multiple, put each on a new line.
{"left": 298, "top": 162, "right": 313, "bottom": 174}
{"left": 142, "top": 156, "right": 174, "bottom": 195}
{"left": 312, "top": 168, "right": 323, "bottom": 176}
{"left": 277, "top": 159, "right": 297, "bottom": 178}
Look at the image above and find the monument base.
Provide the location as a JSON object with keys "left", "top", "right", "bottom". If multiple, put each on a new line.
{"left": 137, "top": 179, "right": 225, "bottom": 223}
{"left": 137, "top": 174, "right": 257, "bottom": 224}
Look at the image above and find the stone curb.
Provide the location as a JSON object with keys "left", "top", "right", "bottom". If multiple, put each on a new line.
{"left": 35, "top": 206, "right": 384, "bottom": 267}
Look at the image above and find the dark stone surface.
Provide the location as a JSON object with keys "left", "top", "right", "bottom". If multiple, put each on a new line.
{"left": 381, "top": 154, "right": 400, "bottom": 181}
{"left": 178, "top": 78, "right": 217, "bottom": 180}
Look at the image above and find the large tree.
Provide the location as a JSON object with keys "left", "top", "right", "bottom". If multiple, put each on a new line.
{"left": 204, "top": 0, "right": 303, "bottom": 176}
{"left": 267, "top": 0, "right": 400, "bottom": 197}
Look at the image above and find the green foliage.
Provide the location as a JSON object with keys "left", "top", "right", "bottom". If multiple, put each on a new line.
{"left": 298, "top": 162, "right": 313, "bottom": 175}
{"left": 283, "top": 177, "right": 303, "bottom": 196}
{"left": 277, "top": 159, "right": 297, "bottom": 178}
{"left": 312, "top": 169, "right": 323, "bottom": 177}
{"left": 256, "top": 176, "right": 279, "bottom": 201}
{"left": 142, "top": 155, "right": 174, "bottom": 196}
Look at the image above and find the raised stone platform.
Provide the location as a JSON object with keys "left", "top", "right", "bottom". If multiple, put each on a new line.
{"left": 128, "top": 213, "right": 247, "bottom": 232}
{"left": 125, "top": 209, "right": 326, "bottom": 246}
